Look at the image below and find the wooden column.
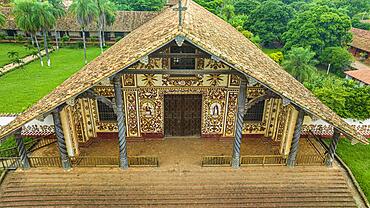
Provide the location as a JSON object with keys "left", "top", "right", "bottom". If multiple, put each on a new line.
{"left": 52, "top": 108, "right": 72, "bottom": 170}
{"left": 287, "top": 108, "right": 305, "bottom": 167}
{"left": 14, "top": 129, "right": 30, "bottom": 169}
{"left": 231, "top": 78, "right": 247, "bottom": 168}
{"left": 325, "top": 128, "right": 340, "bottom": 167}
{"left": 113, "top": 75, "right": 129, "bottom": 169}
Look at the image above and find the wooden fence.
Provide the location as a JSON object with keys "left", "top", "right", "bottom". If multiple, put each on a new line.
{"left": 240, "top": 155, "right": 287, "bottom": 166}
{"left": 296, "top": 155, "right": 324, "bottom": 166}
{"left": 0, "top": 157, "right": 21, "bottom": 170}
{"left": 71, "top": 156, "right": 119, "bottom": 167}
{"left": 202, "top": 156, "right": 232, "bottom": 167}
{"left": 29, "top": 156, "right": 62, "bottom": 168}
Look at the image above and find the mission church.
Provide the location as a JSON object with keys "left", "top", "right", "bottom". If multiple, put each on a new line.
{"left": 0, "top": 0, "right": 367, "bottom": 170}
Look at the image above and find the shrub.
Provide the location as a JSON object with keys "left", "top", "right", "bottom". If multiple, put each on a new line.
{"left": 0, "top": 32, "right": 6, "bottom": 40}
{"left": 269, "top": 51, "right": 284, "bottom": 64}
{"left": 76, "top": 41, "right": 84, "bottom": 49}
{"left": 15, "top": 34, "right": 25, "bottom": 42}
{"left": 61, "top": 35, "right": 70, "bottom": 42}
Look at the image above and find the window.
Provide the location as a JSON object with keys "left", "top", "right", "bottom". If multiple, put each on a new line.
{"left": 97, "top": 100, "right": 117, "bottom": 122}
{"left": 244, "top": 101, "right": 265, "bottom": 122}
{"left": 170, "top": 44, "right": 196, "bottom": 70}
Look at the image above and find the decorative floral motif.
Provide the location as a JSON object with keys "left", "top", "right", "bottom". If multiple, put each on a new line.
{"left": 224, "top": 92, "right": 238, "bottom": 137}
{"left": 126, "top": 91, "right": 139, "bottom": 137}
{"left": 207, "top": 74, "right": 223, "bottom": 86}
{"left": 123, "top": 74, "right": 135, "bottom": 86}
{"left": 162, "top": 74, "right": 203, "bottom": 86}
{"left": 142, "top": 74, "right": 158, "bottom": 86}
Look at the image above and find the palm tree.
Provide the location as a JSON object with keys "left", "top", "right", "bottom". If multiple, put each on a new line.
{"left": 282, "top": 47, "right": 317, "bottom": 83}
{"left": 49, "top": 0, "right": 66, "bottom": 51}
{"left": 13, "top": 0, "right": 44, "bottom": 66}
{"left": 33, "top": 1, "right": 56, "bottom": 67}
{"left": 0, "top": 11, "right": 5, "bottom": 27}
{"left": 96, "top": 0, "right": 116, "bottom": 53}
{"left": 69, "top": 0, "right": 99, "bottom": 64}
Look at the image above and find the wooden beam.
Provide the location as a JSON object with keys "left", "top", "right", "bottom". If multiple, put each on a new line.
{"left": 122, "top": 69, "right": 242, "bottom": 75}
{"left": 232, "top": 78, "right": 247, "bottom": 168}
{"left": 325, "top": 128, "right": 340, "bottom": 167}
{"left": 52, "top": 108, "right": 72, "bottom": 170}
{"left": 14, "top": 129, "right": 30, "bottom": 169}
{"left": 113, "top": 76, "right": 129, "bottom": 169}
{"left": 149, "top": 53, "right": 209, "bottom": 58}
{"left": 287, "top": 108, "right": 305, "bottom": 167}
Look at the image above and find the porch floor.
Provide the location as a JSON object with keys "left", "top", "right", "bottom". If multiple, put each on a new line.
{"left": 32, "top": 137, "right": 322, "bottom": 169}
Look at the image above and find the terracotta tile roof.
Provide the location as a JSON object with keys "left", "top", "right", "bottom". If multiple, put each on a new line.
{"left": 0, "top": 0, "right": 367, "bottom": 144}
{"left": 350, "top": 28, "right": 370, "bottom": 52}
{"left": 346, "top": 62, "right": 370, "bottom": 85}
{"left": 0, "top": 7, "right": 158, "bottom": 32}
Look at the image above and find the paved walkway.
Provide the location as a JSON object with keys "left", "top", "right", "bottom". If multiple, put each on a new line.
{"left": 0, "top": 49, "right": 53, "bottom": 76}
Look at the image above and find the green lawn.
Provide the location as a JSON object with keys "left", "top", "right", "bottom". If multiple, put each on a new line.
{"left": 261, "top": 47, "right": 282, "bottom": 55}
{"left": 0, "top": 47, "right": 101, "bottom": 113}
{"left": 334, "top": 138, "right": 370, "bottom": 201}
{"left": 0, "top": 43, "right": 34, "bottom": 67}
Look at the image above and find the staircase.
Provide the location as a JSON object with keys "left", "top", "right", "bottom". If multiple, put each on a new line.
{"left": 0, "top": 166, "right": 359, "bottom": 207}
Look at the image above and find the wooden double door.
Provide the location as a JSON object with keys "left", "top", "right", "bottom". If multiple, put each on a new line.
{"left": 164, "top": 94, "right": 202, "bottom": 137}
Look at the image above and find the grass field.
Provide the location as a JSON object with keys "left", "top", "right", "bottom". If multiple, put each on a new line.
{"left": 0, "top": 43, "right": 34, "bottom": 67}
{"left": 334, "top": 138, "right": 370, "bottom": 201}
{"left": 0, "top": 47, "right": 101, "bottom": 113}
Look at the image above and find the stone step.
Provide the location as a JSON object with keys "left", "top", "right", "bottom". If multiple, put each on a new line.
{"left": 2, "top": 191, "right": 353, "bottom": 198}
{"left": 0, "top": 199, "right": 358, "bottom": 207}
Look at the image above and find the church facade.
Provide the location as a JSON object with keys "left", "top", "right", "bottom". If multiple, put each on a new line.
{"left": 58, "top": 40, "right": 298, "bottom": 158}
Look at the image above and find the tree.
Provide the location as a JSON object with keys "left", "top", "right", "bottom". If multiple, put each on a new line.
{"left": 194, "top": 0, "right": 223, "bottom": 15}
{"left": 13, "top": 0, "right": 44, "bottom": 66}
{"left": 244, "top": 0, "right": 294, "bottom": 47}
{"left": 0, "top": 11, "right": 5, "bottom": 27}
{"left": 49, "top": 0, "right": 66, "bottom": 51}
{"left": 33, "top": 1, "right": 56, "bottom": 67}
{"left": 311, "top": 77, "right": 370, "bottom": 120}
{"left": 113, "top": 0, "right": 165, "bottom": 11}
{"left": 313, "top": 0, "right": 370, "bottom": 18}
{"left": 96, "top": 0, "right": 116, "bottom": 53}
{"left": 283, "top": 5, "right": 352, "bottom": 56}
{"left": 282, "top": 47, "right": 317, "bottom": 83}
{"left": 233, "top": 0, "right": 260, "bottom": 15}
{"left": 320, "top": 47, "right": 353, "bottom": 73}
{"left": 220, "top": 4, "right": 235, "bottom": 21}
{"left": 69, "top": 0, "right": 99, "bottom": 64}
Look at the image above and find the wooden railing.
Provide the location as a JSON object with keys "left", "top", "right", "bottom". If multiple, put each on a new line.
{"left": 240, "top": 155, "right": 286, "bottom": 166}
{"left": 202, "top": 156, "right": 231, "bottom": 167}
{"left": 29, "top": 138, "right": 56, "bottom": 152}
{"left": 0, "top": 137, "right": 56, "bottom": 157}
{"left": 296, "top": 155, "right": 324, "bottom": 166}
{"left": 0, "top": 157, "right": 21, "bottom": 170}
{"left": 29, "top": 156, "right": 62, "bottom": 168}
{"left": 71, "top": 156, "right": 119, "bottom": 167}
{"left": 128, "top": 156, "right": 159, "bottom": 167}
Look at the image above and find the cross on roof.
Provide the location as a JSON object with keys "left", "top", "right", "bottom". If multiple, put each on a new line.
{"left": 173, "top": 0, "right": 187, "bottom": 27}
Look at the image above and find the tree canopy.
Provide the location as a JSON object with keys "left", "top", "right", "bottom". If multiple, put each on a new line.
{"left": 244, "top": 0, "right": 294, "bottom": 47}
{"left": 320, "top": 47, "right": 353, "bottom": 72}
{"left": 283, "top": 5, "right": 352, "bottom": 56}
{"left": 113, "top": 0, "right": 166, "bottom": 11}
